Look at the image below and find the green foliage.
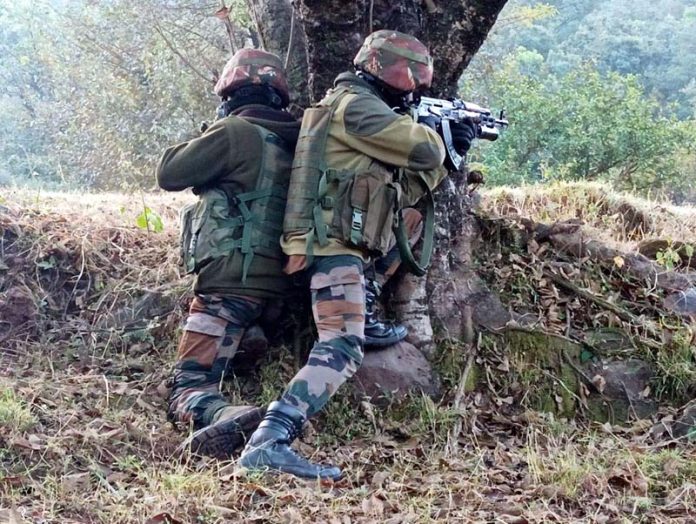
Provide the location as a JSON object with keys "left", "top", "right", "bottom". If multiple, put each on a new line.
{"left": 0, "top": 387, "right": 37, "bottom": 432}
{"left": 495, "top": 0, "right": 696, "bottom": 118}
{"left": 135, "top": 206, "right": 164, "bottom": 233}
{"left": 461, "top": 1, "right": 696, "bottom": 202}
{"left": 655, "top": 245, "right": 683, "bottom": 271}
{"left": 0, "top": 0, "right": 250, "bottom": 190}
{"left": 652, "top": 328, "right": 696, "bottom": 403}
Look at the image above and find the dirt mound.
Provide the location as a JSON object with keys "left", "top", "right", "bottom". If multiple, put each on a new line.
{"left": 0, "top": 197, "right": 189, "bottom": 361}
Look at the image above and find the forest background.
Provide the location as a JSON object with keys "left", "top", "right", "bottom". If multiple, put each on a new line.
{"left": 1, "top": 0, "right": 695, "bottom": 203}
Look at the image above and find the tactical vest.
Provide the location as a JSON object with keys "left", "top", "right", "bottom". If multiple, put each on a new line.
{"left": 284, "top": 86, "right": 399, "bottom": 256}
{"left": 283, "top": 86, "right": 435, "bottom": 275}
{"left": 179, "top": 124, "right": 293, "bottom": 281}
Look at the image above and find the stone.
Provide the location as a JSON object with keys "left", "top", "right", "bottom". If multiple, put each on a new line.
{"left": 586, "top": 359, "right": 657, "bottom": 422}
{"left": 470, "top": 289, "right": 512, "bottom": 332}
{"left": 664, "top": 288, "right": 696, "bottom": 319}
{"left": 353, "top": 341, "right": 440, "bottom": 402}
{"left": 584, "top": 328, "right": 634, "bottom": 354}
{"left": 503, "top": 329, "right": 584, "bottom": 417}
{"left": 673, "top": 402, "right": 696, "bottom": 441}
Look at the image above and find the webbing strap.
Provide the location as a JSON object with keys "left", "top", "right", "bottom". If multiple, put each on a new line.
{"left": 236, "top": 186, "right": 285, "bottom": 202}
{"left": 312, "top": 170, "right": 330, "bottom": 247}
{"left": 394, "top": 175, "right": 435, "bottom": 277}
{"left": 233, "top": 184, "right": 288, "bottom": 281}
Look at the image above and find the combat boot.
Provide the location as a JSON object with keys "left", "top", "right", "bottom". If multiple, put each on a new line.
{"left": 180, "top": 404, "right": 265, "bottom": 460}
{"left": 239, "top": 400, "right": 342, "bottom": 480}
{"left": 364, "top": 279, "right": 407, "bottom": 348}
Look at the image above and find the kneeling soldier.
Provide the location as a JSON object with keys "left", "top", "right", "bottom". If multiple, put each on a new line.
{"left": 156, "top": 49, "right": 300, "bottom": 459}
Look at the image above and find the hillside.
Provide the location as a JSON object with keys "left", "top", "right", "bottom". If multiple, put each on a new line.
{"left": 1, "top": 185, "right": 695, "bottom": 523}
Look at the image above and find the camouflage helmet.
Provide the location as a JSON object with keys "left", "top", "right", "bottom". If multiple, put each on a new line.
{"left": 214, "top": 48, "right": 290, "bottom": 107}
{"left": 353, "top": 30, "right": 433, "bottom": 93}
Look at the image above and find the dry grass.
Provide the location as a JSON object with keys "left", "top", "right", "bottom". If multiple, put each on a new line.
{"left": 1, "top": 186, "right": 695, "bottom": 523}
{"left": 481, "top": 181, "right": 696, "bottom": 251}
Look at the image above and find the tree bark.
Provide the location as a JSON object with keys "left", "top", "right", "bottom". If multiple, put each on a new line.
{"left": 252, "top": 0, "right": 509, "bottom": 350}
{"left": 245, "top": 0, "right": 310, "bottom": 112}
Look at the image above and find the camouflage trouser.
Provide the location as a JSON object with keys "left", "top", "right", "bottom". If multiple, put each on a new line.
{"left": 280, "top": 255, "right": 366, "bottom": 418}
{"left": 168, "top": 293, "right": 265, "bottom": 428}
{"left": 279, "top": 208, "right": 422, "bottom": 419}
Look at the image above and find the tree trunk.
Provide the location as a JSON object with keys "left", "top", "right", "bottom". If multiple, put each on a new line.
{"left": 250, "top": 0, "right": 509, "bottom": 350}
{"left": 245, "top": 0, "right": 310, "bottom": 112}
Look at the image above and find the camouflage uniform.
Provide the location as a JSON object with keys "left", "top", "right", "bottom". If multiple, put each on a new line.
{"left": 240, "top": 32, "right": 448, "bottom": 482}
{"left": 168, "top": 294, "right": 265, "bottom": 427}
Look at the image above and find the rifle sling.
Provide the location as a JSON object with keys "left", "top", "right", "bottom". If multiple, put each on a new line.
{"left": 394, "top": 175, "right": 434, "bottom": 277}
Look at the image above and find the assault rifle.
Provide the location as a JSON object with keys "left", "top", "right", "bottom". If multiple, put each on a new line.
{"left": 413, "top": 96, "right": 509, "bottom": 170}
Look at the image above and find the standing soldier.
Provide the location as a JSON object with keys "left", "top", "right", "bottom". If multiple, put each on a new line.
{"left": 156, "top": 49, "right": 301, "bottom": 459}
{"left": 239, "top": 30, "right": 476, "bottom": 480}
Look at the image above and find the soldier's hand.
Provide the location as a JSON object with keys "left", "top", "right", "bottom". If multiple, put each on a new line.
{"left": 451, "top": 118, "right": 477, "bottom": 155}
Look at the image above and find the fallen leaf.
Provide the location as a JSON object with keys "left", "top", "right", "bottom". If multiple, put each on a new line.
{"left": 361, "top": 495, "right": 384, "bottom": 517}
{"left": 371, "top": 470, "right": 390, "bottom": 488}
{"left": 11, "top": 436, "right": 42, "bottom": 451}
{"left": 145, "top": 513, "right": 184, "bottom": 524}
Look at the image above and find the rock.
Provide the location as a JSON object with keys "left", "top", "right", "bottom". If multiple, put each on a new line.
{"left": 673, "top": 402, "right": 696, "bottom": 441}
{"left": 586, "top": 359, "right": 657, "bottom": 422}
{"left": 470, "top": 289, "right": 512, "bottom": 332}
{"left": 584, "top": 328, "right": 634, "bottom": 354}
{"left": 664, "top": 288, "right": 696, "bottom": 319}
{"left": 353, "top": 341, "right": 440, "bottom": 402}
{"left": 503, "top": 329, "right": 584, "bottom": 417}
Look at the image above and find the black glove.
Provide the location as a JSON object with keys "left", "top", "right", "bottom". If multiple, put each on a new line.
{"left": 450, "top": 118, "right": 477, "bottom": 156}
{"left": 417, "top": 114, "right": 439, "bottom": 131}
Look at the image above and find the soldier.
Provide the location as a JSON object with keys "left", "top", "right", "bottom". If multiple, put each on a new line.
{"left": 156, "top": 49, "right": 301, "bottom": 459}
{"left": 239, "top": 30, "right": 476, "bottom": 480}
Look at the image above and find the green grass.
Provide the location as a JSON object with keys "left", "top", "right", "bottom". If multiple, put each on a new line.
{"left": 0, "top": 387, "right": 36, "bottom": 432}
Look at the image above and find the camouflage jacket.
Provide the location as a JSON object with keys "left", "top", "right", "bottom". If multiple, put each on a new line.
{"left": 281, "top": 72, "right": 447, "bottom": 264}
{"left": 157, "top": 105, "right": 300, "bottom": 298}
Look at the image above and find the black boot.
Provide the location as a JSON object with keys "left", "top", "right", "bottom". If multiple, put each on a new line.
{"left": 364, "top": 280, "right": 407, "bottom": 348}
{"left": 239, "top": 400, "right": 342, "bottom": 480}
{"left": 179, "top": 404, "right": 265, "bottom": 460}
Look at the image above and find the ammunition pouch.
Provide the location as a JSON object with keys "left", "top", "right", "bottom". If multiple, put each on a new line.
{"left": 327, "top": 170, "right": 400, "bottom": 256}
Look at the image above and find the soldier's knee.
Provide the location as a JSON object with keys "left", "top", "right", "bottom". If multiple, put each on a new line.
{"left": 402, "top": 208, "right": 423, "bottom": 229}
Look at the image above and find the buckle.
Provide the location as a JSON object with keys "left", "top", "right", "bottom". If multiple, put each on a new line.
{"left": 351, "top": 209, "right": 363, "bottom": 231}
